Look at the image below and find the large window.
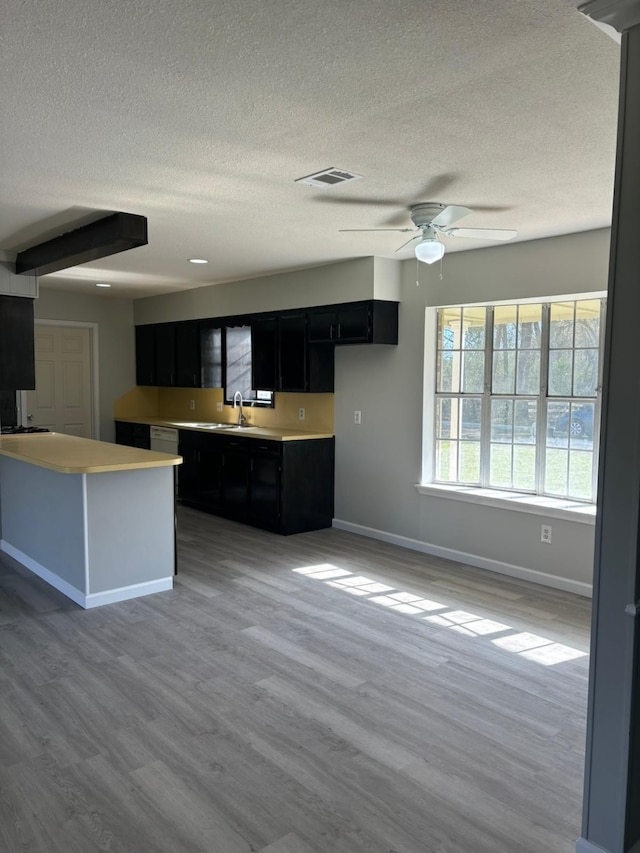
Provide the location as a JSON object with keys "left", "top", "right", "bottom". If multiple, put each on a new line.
{"left": 434, "top": 299, "right": 604, "bottom": 502}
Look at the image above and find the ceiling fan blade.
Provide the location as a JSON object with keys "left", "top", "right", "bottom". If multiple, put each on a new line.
{"left": 339, "top": 228, "right": 414, "bottom": 233}
{"left": 395, "top": 235, "right": 423, "bottom": 253}
{"left": 467, "top": 204, "right": 514, "bottom": 213}
{"left": 446, "top": 227, "right": 517, "bottom": 241}
{"left": 430, "top": 205, "right": 472, "bottom": 228}
{"left": 315, "top": 196, "right": 400, "bottom": 207}
{"left": 379, "top": 210, "right": 413, "bottom": 227}
{"left": 411, "top": 173, "right": 459, "bottom": 202}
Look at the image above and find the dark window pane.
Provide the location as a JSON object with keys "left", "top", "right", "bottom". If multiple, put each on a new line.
{"left": 573, "top": 349, "right": 598, "bottom": 397}
{"left": 494, "top": 306, "right": 517, "bottom": 349}
{"left": 492, "top": 350, "right": 515, "bottom": 394}
{"left": 549, "top": 302, "right": 574, "bottom": 348}
{"left": 548, "top": 350, "right": 573, "bottom": 396}
{"left": 460, "top": 397, "right": 482, "bottom": 439}
{"left": 516, "top": 350, "right": 540, "bottom": 395}
{"left": 462, "top": 351, "right": 484, "bottom": 393}
{"left": 491, "top": 398, "right": 513, "bottom": 443}
{"left": 462, "top": 307, "right": 486, "bottom": 349}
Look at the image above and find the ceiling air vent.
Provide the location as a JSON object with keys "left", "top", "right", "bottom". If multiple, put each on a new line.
{"left": 295, "top": 168, "right": 363, "bottom": 189}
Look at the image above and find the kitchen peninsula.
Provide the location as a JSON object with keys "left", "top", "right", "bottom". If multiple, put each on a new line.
{"left": 0, "top": 432, "right": 181, "bottom": 608}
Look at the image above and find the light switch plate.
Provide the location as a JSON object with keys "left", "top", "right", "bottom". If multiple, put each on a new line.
{"left": 216, "top": 401, "right": 223, "bottom": 412}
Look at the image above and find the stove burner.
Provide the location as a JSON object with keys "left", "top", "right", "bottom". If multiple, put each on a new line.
{"left": 0, "top": 425, "right": 50, "bottom": 435}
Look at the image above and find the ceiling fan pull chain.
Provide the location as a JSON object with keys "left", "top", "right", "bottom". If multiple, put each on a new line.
{"left": 416, "top": 257, "right": 420, "bottom": 287}
{"left": 439, "top": 256, "right": 444, "bottom": 280}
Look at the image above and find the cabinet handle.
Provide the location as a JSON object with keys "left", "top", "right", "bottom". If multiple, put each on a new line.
{"left": 337, "top": 323, "right": 341, "bottom": 338}
{"left": 329, "top": 324, "right": 334, "bottom": 340}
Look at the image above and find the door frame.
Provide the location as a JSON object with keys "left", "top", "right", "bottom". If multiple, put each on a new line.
{"left": 20, "top": 319, "right": 100, "bottom": 439}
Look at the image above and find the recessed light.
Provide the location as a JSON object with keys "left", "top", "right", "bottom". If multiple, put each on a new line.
{"left": 95, "top": 282, "right": 111, "bottom": 288}
{"left": 188, "top": 258, "right": 208, "bottom": 264}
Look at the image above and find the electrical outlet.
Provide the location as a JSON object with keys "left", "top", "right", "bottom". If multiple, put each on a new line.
{"left": 216, "top": 401, "right": 223, "bottom": 412}
{"left": 189, "top": 399, "right": 195, "bottom": 411}
{"left": 541, "top": 524, "right": 552, "bottom": 544}
{"left": 298, "top": 407, "right": 305, "bottom": 421}
{"left": 354, "top": 410, "right": 362, "bottom": 425}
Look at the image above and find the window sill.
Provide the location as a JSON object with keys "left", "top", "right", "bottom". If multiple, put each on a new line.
{"left": 415, "top": 483, "right": 596, "bottom": 524}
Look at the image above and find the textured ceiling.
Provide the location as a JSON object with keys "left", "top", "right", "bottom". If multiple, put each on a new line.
{"left": 0, "top": 0, "right": 620, "bottom": 297}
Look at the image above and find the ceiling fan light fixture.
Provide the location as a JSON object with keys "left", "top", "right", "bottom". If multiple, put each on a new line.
{"left": 415, "top": 237, "right": 445, "bottom": 264}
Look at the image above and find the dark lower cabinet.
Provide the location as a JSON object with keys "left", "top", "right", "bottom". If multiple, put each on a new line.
{"left": 114, "top": 421, "right": 151, "bottom": 449}
{"left": 220, "top": 442, "right": 250, "bottom": 516}
{"left": 248, "top": 444, "right": 281, "bottom": 527}
{"left": 178, "top": 429, "right": 223, "bottom": 512}
{"left": 177, "top": 430, "right": 334, "bottom": 534}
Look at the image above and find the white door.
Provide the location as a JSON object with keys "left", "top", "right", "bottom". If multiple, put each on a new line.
{"left": 26, "top": 325, "right": 93, "bottom": 437}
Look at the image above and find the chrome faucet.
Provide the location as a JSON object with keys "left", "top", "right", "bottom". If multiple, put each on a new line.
{"left": 233, "top": 391, "right": 247, "bottom": 426}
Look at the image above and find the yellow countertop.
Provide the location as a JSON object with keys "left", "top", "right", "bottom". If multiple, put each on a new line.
{"left": 117, "top": 417, "right": 334, "bottom": 441}
{"left": 0, "top": 433, "right": 182, "bottom": 474}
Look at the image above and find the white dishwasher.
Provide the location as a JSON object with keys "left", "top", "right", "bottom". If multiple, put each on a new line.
{"left": 150, "top": 426, "right": 179, "bottom": 454}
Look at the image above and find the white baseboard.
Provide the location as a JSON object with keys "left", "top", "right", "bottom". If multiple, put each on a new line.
{"left": 331, "top": 519, "right": 593, "bottom": 598}
{"left": 575, "top": 839, "right": 619, "bottom": 853}
{"left": 85, "top": 578, "right": 173, "bottom": 608}
{"left": 1, "top": 539, "right": 87, "bottom": 606}
{"left": 1, "top": 540, "right": 173, "bottom": 609}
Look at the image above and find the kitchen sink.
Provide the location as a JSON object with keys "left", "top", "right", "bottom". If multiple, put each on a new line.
{"left": 171, "top": 421, "right": 254, "bottom": 430}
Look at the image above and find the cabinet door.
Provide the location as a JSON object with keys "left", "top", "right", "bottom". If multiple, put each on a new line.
{"left": 336, "top": 304, "right": 370, "bottom": 342}
{"left": 198, "top": 440, "right": 223, "bottom": 510}
{"left": 201, "top": 323, "right": 223, "bottom": 388}
{"left": 279, "top": 313, "right": 307, "bottom": 392}
{"left": 175, "top": 321, "right": 201, "bottom": 388}
{"left": 131, "top": 424, "right": 151, "bottom": 449}
{"left": 135, "top": 325, "right": 156, "bottom": 386}
{"left": 155, "top": 324, "right": 176, "bottom": 387}
{"left": 221, "top": 443, "right": 250, "bottom": 517}
{"left": 249, "top": 446, "right": 281, "bottom": 527}
{"left": 0, "top": 296, "right": 35, "bottom": 390}
{"left": 177, "top": 433, "right": 201, "bottom": 504}
{"left": 307, "top": 309, "right": 337, "bottom": 343}
{"left": 251, "top": 316, "right": 277, "bottom": 391}
{"left": 115, "top": 421, "right": 134, "bottom": 446}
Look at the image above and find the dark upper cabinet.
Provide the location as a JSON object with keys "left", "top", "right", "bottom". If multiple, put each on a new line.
{"left": 136, "top": 320, "right": 199, "bottom": 388}
{"left": 279, "top": 313, "right": 307, "bottom": 392}
{"left": 200, "top": 321, "right": 223, "bottom": 389}
{"left": 135, "top": 325, "right": 157, "bottom": 386}
{"left": 308, "top": 300, "right": 398, "bottom": 345}
{"left": 251, "top": 312, "right": 334, "bottom": 394}
{"left": 251, "top": 316, "right": 278, "bottom": 391}
{"left": 0, "top": 296, "right": 35, "bottom": 390}
{"left": 135, "top": 299, "right": 398, "bottom": 390}
{"left": 175, "top": 321, "right": 200, "bottom": 388}
{"left": 155, "top": 323, "right": 176, "bottom": 387}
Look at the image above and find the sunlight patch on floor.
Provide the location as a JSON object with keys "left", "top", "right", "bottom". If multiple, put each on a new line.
{"left": 292, "top": 563, "right": 588, "bottom": 667}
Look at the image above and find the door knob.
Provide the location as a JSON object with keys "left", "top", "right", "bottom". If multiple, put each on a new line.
{"left": 27, "top": 414, "right": 34, "bottom": 421}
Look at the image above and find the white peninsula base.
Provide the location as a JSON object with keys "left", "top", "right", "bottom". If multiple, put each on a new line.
{"left": 0, "top": 434, "right": 180, "bottom": 608}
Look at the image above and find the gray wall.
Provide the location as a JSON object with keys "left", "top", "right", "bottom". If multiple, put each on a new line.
{"left": 134, "top": 256, "right": 400, "bottom": 324}
{"left": 34, "top": 288, "right": 135, "bottom": 442}
{"left": 333, "top": 229, "right": 609, "bottom": 595}
{"left": 133, "top": 228, "right": 610, "bottom": 594}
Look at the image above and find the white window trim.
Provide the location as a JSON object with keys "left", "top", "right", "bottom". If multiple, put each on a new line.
{"left": 415, "top": 482, "right": 596, "bottom": 524}
{"left": 420, "top": 292, "right": 606, "bottom": 518}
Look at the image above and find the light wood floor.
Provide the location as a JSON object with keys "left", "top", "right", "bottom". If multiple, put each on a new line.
{"left": 0, "top": 506, "right": 591, "bottom": 852}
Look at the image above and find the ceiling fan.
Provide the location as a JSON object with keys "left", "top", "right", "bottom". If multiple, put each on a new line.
{"left": 339, "top": 202, "right": 518, "bottom": 264}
